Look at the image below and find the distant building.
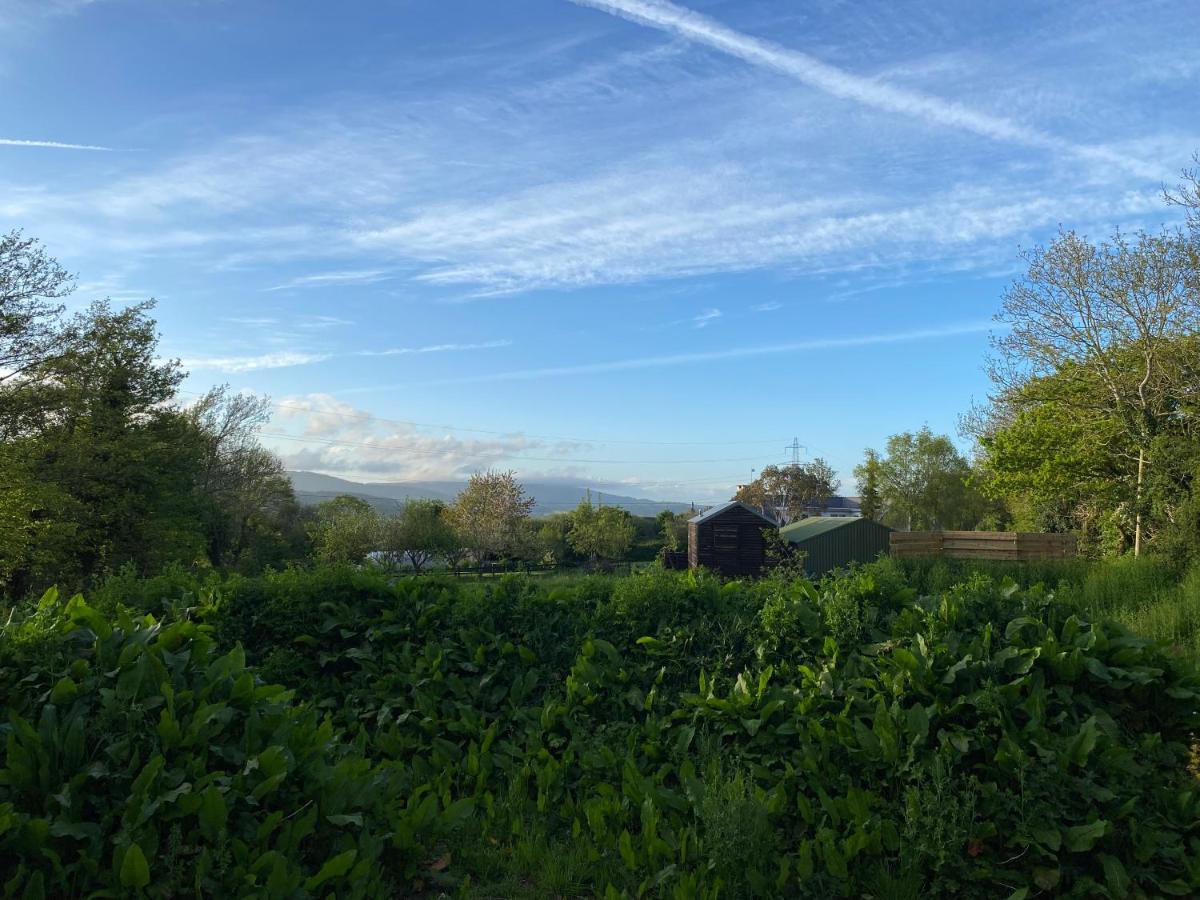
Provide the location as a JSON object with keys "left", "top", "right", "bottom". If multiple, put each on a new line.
{"left": 688, "top": 501, "right": 777, "bottom": 578}
{"left": 807, "top": 495, "right": 862, "bottom": 518}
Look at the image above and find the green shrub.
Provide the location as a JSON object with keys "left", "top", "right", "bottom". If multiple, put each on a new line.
{"left": 0, "top": 590, "right": 408, "bottom": 898}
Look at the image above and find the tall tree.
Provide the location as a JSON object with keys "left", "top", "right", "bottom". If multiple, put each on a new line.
{"left": 855, "top": 449, "right": 883, "bottom": 521}
{"left": 868, "top": 428, "right": 981, "bottom": 531}
{"left": 447, "top": 469, "right": 534, "bottom": 562}
{"left": 1, "top": 300, "right": 208, "bottom": 589}
{"left": 988, "top": 227, "right": 1200, "bottom": 554}
{"left": 0, "top": 230, "right": 73, "bottom": 388}
{"left": 734, "top": 460, "right": 838, "bottom": 525}
{"left": 307, "top": 495, "right": 381, "bottom": 566}
{"left": 382, "top": 499, "right": 456, "bottom": 572}
{"left": 187, "top": 385, "right": 298, "bottom": 568}
{"left": 568, "top": 498, "right": 635, "bottom": 566}
{"left": 656, "top": 509, "right": 691, "bottom": 554}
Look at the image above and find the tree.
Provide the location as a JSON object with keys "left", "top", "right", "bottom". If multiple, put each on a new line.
{"left": 976, "top": 339, "right": 1200, "bottom": 554}
{"left": 0, "top": 230, "right": 73, "bottom": 387}
{"left": 0, "top": 300, "right": 206, "bottom": 591}
{"left": 186, "top": 386, "right": 298, "bottom": 569}
{"left": 382, "top": 499, "right": 456, "bottom": 572}
{"left": 535, "top": 513, "right": 575, "bottom": 566}
{"left": 656, "top": 509, "right": 691, "bottom": 554}
{"left": 856, "top": 449, "right": 882, "bottom": 521}
{"left": 866, "top": 428, "right": 981, "bottom": 531}
{"left": 447, "top": 469, "right": 534, "bottom": 563}
{"left": 734, "top": 460, "right": 838, "bottom": 525}
{"left": 568, "top": 498, "right": 635, "bottom": 566}
{"left": 988, "top": 227, "right": 1200, "bottom": 554}
{"left": 307, "top": 495, "right": 381, "bottom": 566}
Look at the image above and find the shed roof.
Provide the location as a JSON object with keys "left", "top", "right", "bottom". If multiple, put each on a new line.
{"left": 689, "top": 500, "right": 777, "bottom": 526}
{"left": 780, "top": 516, "right": 887, "bottom": 542}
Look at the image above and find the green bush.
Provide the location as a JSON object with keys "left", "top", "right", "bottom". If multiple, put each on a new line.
{"left": 0, "top": 589, "right": 416, "bottom": 898}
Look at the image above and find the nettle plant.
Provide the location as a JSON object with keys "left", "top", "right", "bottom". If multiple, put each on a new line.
{"left": 0, "top": 589, "right": 404, "bottom": 898}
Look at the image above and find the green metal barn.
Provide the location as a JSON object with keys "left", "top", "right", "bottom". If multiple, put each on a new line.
{"left": 778, "top": 517, "right": 892, "bottom": 577}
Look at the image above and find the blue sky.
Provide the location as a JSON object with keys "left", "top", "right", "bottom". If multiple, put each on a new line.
{"left": 2, "top": 0, "right": 1197, "bottom": 502}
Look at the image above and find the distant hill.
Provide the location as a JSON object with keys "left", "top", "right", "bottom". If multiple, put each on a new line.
{"left": 287, "top": 471, "right": 695, "bottom": 518}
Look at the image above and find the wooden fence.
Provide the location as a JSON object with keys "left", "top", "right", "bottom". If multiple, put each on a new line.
{"left": 890, "top": 530, "right": 1077, "bottom": 561}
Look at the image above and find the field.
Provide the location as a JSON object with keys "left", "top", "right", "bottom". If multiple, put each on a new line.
{"left": 2, "top": 560, "right": 1199, "bottom": 898}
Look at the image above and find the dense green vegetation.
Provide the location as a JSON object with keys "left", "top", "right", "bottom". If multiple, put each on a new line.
{"left": 3, "top": 563, "right": 1198, "bottom": 897}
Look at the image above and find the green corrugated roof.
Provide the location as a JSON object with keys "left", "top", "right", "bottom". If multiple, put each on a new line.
{"left": 779, "top": 516, "right": 861, "bottom": 542}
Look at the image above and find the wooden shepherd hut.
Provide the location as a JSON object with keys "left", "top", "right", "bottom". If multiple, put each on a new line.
{"left": 688, "top": 501, "right": 777, "bottom": 578}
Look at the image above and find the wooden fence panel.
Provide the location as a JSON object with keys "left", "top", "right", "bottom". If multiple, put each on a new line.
{"left": 891, "top": 531, "right": 1076, "bottom": 560}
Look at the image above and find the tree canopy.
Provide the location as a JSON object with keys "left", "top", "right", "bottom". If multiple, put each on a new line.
{"left": 734, "top": 460, "right": 838, "bottom": 525}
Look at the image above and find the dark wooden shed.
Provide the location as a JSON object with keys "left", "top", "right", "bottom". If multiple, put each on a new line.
{"left": 778, "top": 517, "right": 893, "bottom": 577}
{"left": 688, "top": 501, "right": 777, "bottom": 578}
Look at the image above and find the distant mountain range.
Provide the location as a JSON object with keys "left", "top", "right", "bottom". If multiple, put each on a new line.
{"left": 287, "top": 471, "right": 696, "bottom": 518}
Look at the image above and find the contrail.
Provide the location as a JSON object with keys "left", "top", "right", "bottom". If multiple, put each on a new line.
{"left": 341, "top": 321, "right": 993, "bottom": 393}
{"left": 0, "top": 137, "right": 120, "bottom": 151}
{"left": 570, "top": 0, "right": 1156, "bottom": 178}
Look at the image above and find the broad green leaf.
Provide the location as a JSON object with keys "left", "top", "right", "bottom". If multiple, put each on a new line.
{"left": 120, "top": 843, "right": 150, "bottom": 889}
{"left": 305, "top": 849, "right": 357, "bottom": 890}
{"left": 1065, "top": 819, "right": 1107, "bottom": 852}
{"left": 199, "top": 786, "right": 227, "bottom": 836}
{"left": 619, "top": 829, "right": 636, "bottom": 869}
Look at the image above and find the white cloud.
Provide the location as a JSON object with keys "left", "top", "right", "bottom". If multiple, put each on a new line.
{"left": 180, "top": 337, "right": 509, "bottom": 373}
{"left": 356, "top": 340, "right": 513, "bottom": 357}
{"left": 752, "top": 301, "right": 782, "bottom": 312}
{"left": 0, "top": 137, "right": 119, "bottom": 151}
{"left": 267, "top": 392, "right": 562, "bottom": 480}
{"left": 692, "top": 307, "right": 721, "bottom": 328}
{"left": 182, "top": 351, "right": 332, "bottom": 373}
{"left": 265, "top": 269, "right": 392, "bottom": 291}
{"left": 296, "top": 315, "right": 356, "bottom": 329}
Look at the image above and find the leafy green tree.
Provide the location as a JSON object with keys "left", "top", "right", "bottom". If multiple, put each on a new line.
{"left": 567, "top": 499, "right": 635, "bottom": 565}
{"left": 535, "top": 513, "right": 575, "bottom": 565}
{"left": 0, "top": 300, "right": 209, "bottom": 593}
{"left": 976, "top": 342, "right": 1200, "bottom": 555}
{"left": 306, "top": 495, "right": 381, "bottom": 565}
{"left": 0, "top": 230, "right": 73, "bottom": 390}
{"left": 868, "top": 428, "right": 982, "bottom": 531}
{"left": 734, "top": 460, "right": 839, "bottom": 524}
{"left": 988, "top": 226, "right": 1200, "bottom": 554}
{"left": 656, "top": 509, "right": 691, "bottom": 554}
{"left": 186, "top": 385, "right": 300, "bottom": 569}
{"left": 382, "top": 499, "right": 456, "bottom": 572}
{"left": 447, "top": 469, "right": 534, "bottom": 562}
{"left": 855, "top": 449, "right": 882, "bottom": 521}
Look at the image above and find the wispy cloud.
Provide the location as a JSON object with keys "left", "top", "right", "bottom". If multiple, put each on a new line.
{"left": 344, "top": 321, "right": 992, "bottom": 391}
{"left": 356, "top": 339, "right": 513, "bottom": 357}
{"left": 692, "top": 308, "right": 721, "bottom": 328}
{"left": 569, "top": 0, "right": 1157, "bottom": 178}
{"left": 223, "top": 316, "right": 280, "bottom": 327}
{"left": 182, "top": 338, "right": 509, "bottom": 372}
{"left": 297, "top": 315, "right": 355, "bottom": 329}
{"left": 182, "top": 351, "right": 332, "bottom": 373}
{"left": 265, "top": 269, "right": 392, "bottom": 291}
{"left": 0, "top": 137, "right": 119, "bottom": 151}
{"left": 752, "top": 301, "right": 781, "bottom": 312}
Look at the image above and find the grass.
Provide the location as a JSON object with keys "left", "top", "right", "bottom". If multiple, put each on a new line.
{"left": 889, "top": 553, "right": 1200, "bottom": 659}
